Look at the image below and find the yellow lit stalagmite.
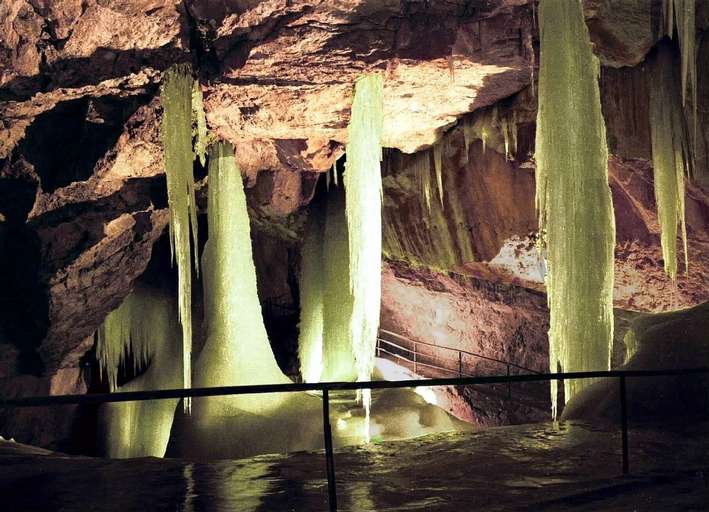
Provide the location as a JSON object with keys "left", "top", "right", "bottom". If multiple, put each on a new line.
{"left": 320, "top": 183, "right": 358, "bottom": 382}
{"left": 297, "top": 197, "right": 326, "bottom": 383}
{"left": 535, "top": 0, "right": 616, "bottom": 417}
{"left": 192, "top": 142, "right": 291, "bottom": 419}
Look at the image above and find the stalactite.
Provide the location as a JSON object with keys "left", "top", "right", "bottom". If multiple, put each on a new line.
{"left": 501, "top": 117, "right": 511, "bottom": 160}
{"left": 653, "top": 1, "right": 696, "bottom": 278}
{"left": 649, "top": 42, "right": 690, "bottom": 278}
{"left": 528, "top": 15, "right": 536, "bottom": 98}
{"left": 193, "top": 141, "right": 291, "bottom": 418}
{"left": 460, "top": 106, "right": 515, "bottom": 161}
{"left": 382, "top": 140, "right": 475, "bottom": 272}
{"left": 463, "top": 122, "right": 473, "bottom": 162}
{"left": 161, "top": 64, "right": 199, "bottom": 411}
{"left": 535, "top": 0, "right": 616, "bottom": 417}
{"left": 343, "top": 73, "right": 384, "bottom": 441}
{"left": 97, "top": 287, "right": 182, "bottom": 458}
{"left": 663, "top": 0, "right": 696, "bottom": 108}
{"left": 297, "top": 199, "right": 326, "bottom": 383}
{"left": 511, "top": 110, "right": 518, "bottom": 157}
{"left": 192, "top": 80, "right": 208, "bottom": 167}
{"left": 96, "top": 294, "right": 151, "bottom": 392}
{"left": 414, "top": 150, "right": 433, "bottom": 211}
{"left": 663, "top": 0, "right": 698, "bottom": 173}
{"left": 433, "top": 142, "right": 444, "bottom": 207}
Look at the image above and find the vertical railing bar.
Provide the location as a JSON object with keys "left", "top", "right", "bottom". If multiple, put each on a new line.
{"left": 619, "top": 375, "right": 629, "bottom": 475}
{"left": 507, "top": 364, "right": 511, "bottom": 398}
{"left": 322, "top": 387, "right": 338, "bottom": 511}
{"left": 413, "top": 340, "right": 418, "bottom": 375}
{"left": 458, "top": 351, "right": 463, "bottom": 378}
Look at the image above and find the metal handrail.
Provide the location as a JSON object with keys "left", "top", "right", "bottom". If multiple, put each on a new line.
{"left": 2, "top": 368, "right": 707, "bottom": 406}
{"left": 2, "top": 367, "right": 708, "bottom": 512}
{"left": 378, "top": 328, "right": 542, "bottom": 375}
{"left": 377, "top": 329, "right": 542, "bottom": 399}
{"left": 376, "top": 346, "right": 478, "bottom": 378}
{"left": 376, "top": 345, "right": 548, "bottom": 408}
{"left": 378, "top": 337, "right": 522, "bottom": 376}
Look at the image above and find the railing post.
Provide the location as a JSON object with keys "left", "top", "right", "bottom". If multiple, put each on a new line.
{"left": 507, "top": 364, "right": 511, "bottom": 398}
{"left": 322, "top": 388, "right": 338, "bottom": 511}
{"left": 458, "top": 352, "right": 463, "bottom": 378}
{"left": 619, "top": 375, "right": 629, "bottom": 475}
{"left": 413, "top": 341, "right": 417, "bottom": 375}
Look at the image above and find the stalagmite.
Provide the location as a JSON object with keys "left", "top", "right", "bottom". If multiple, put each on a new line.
{"left": 193, "top": 141, "right": 290, "bottom": 418}
{"left": 321, "top": 185, "right": 357, "bottom": 382}
{"left": 649, "top": 42, "right": 690, "bottom": 279}
{"left": 297, "top": 199, "right": 326, "bottom": 383}
{"left": 343, "top": 73, "right": 384, "bottom": 440}
{"left": 535, "top": 0, "right": 616, "bottom": 417}
{"left": 97, "top": 287, "right": 182, "bottom": 458}
{"left": 161, "top": 64, "right": 200, "bottom": 410}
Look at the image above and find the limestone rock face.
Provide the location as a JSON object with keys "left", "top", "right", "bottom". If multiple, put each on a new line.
{"left": 380, "top": 261, "right": 550, "bottom": 426}
{"left": 0, "top": 0, "right": 186, "bottom": 98}
{"left": 198, "top": 0, "right": 536, "bottom": 156}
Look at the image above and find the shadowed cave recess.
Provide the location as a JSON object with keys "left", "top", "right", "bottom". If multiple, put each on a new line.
{"left": 0, "top": 1, "right": 708, "bottom": 511}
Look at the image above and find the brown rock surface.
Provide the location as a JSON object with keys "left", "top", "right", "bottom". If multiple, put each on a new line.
{"left": 0, "top": 366, "right": 87, "bottom": 450}
{"left": 200, "top": 0, "right": 535, "bottom": 156}
{"left": 380, "top": 261, "right": 551, "bottom": 426}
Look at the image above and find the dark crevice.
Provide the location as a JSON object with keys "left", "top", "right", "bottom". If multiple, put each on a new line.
{"left": 16, "top": 95, "right": 151, "bottom": 194}
{"left": 0, "top": 221, "right": 47, "bottom": 375}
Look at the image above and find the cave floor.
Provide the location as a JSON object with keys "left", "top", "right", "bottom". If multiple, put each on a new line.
{"left": 0, "top": 420, "right": 706, "bottom": 512}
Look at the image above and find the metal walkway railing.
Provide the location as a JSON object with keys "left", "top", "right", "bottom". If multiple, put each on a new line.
{"left": 1, "top": 367, "right": 708, "bottom": 512}
{"left": 377, "top": 328, "right": 542, "bottom": 399}
{"left": 378, "top": 328, "right": 541, "bottom": 376}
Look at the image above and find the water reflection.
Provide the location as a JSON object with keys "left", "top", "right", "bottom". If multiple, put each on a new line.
{"left": 1, "top": 421, "right": 707, "bottom": 512}
{"left": 347, "top": 475, "right": 376, "bottom": 512}
{"left": 184, "top": 460, "right": 275, "bottom": 511}
{"left": 182, "top": 463, "right": 196, "bottom": 512}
